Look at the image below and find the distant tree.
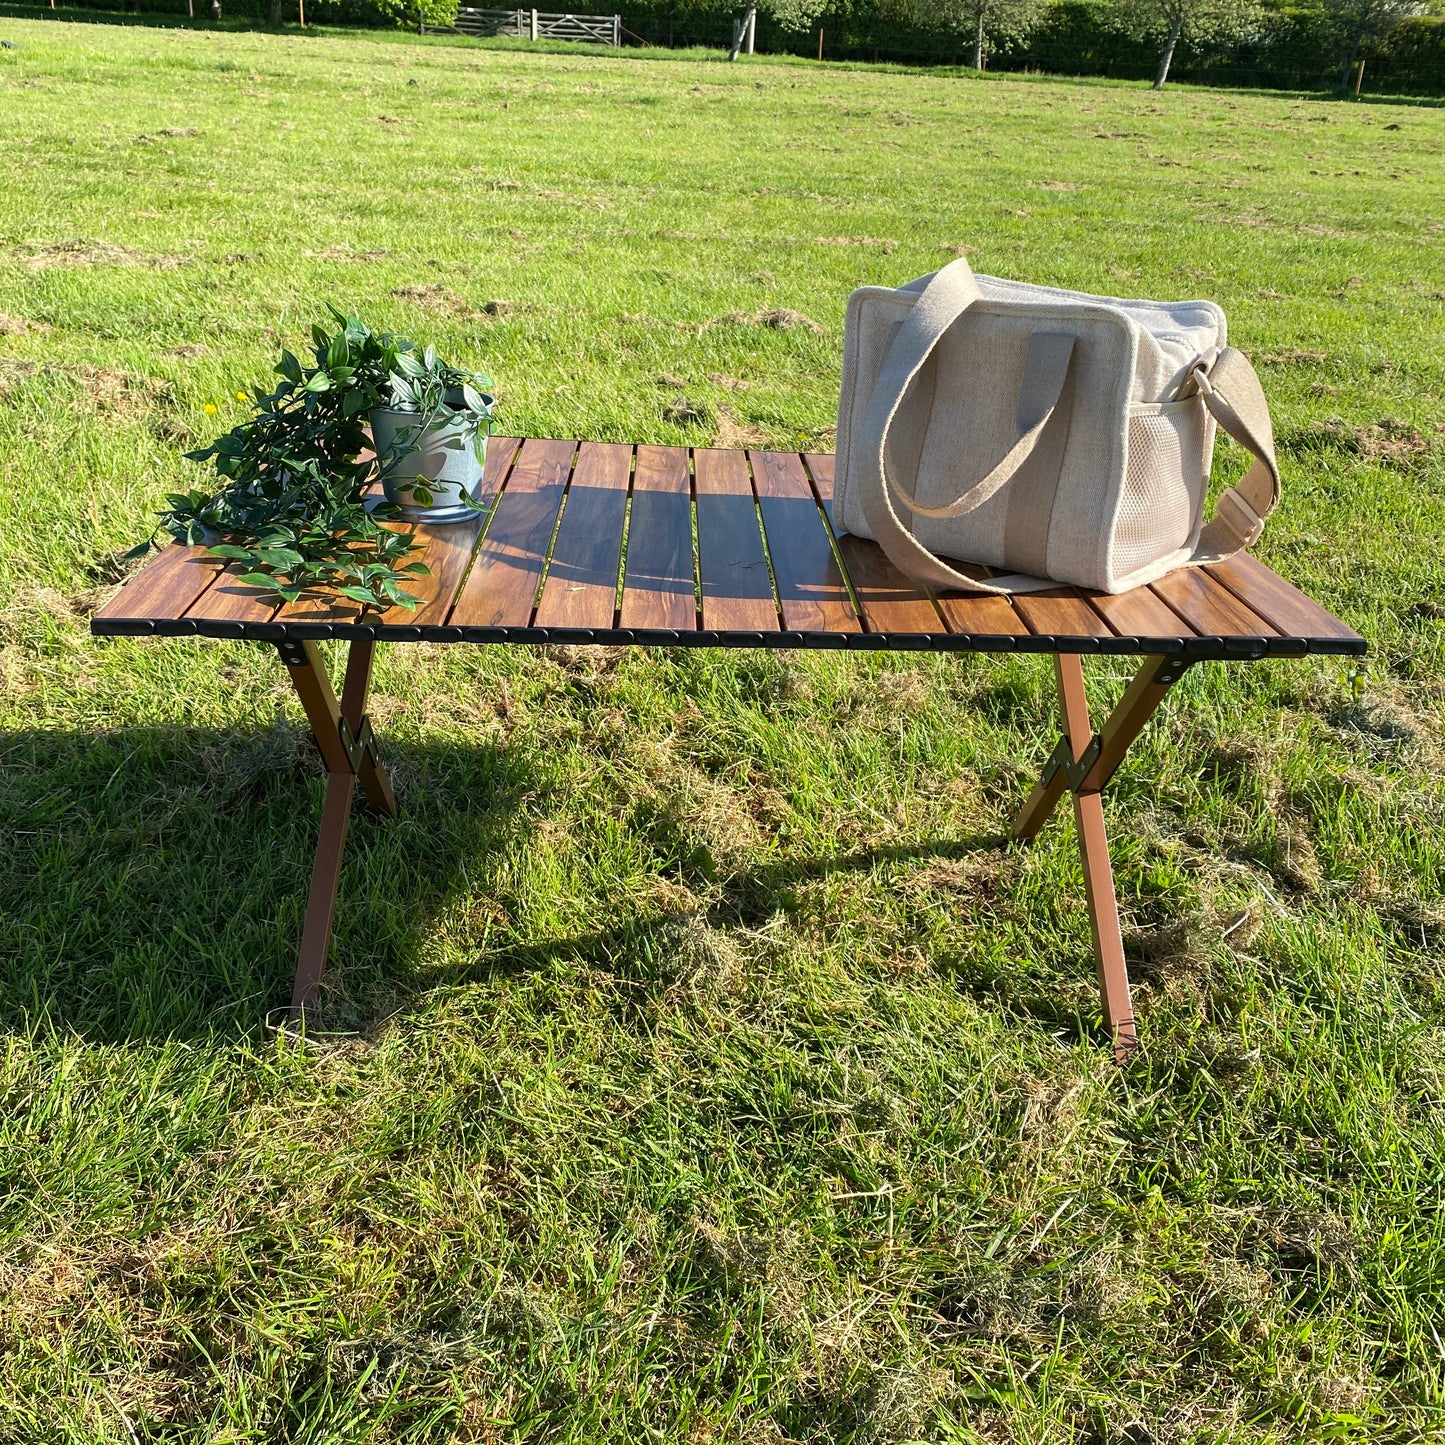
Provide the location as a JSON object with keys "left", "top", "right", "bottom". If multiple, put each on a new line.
{"left": 1327, "top": 0, "right": 1425, "bottom": 83}
{"left": 909, "top": 0, "right": 1050, "bottom": 67}
{"left": 959, "top": 0, "right": 1051, "bottom": 66}
{"left": 726, "top": 0, "right": 830, "bottom": 58}
{"left": 1112, "top": 0, "right": 1260, "bottom": 86}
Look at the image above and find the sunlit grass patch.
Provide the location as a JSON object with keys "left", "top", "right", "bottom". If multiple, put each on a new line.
{"left": 0, "top": 16, "right": 1443, "bottom": 1442}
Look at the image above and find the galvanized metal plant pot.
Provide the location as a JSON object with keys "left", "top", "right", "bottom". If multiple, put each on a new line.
{"left": 370, "top": 407, "right": 487, "bottom": 524}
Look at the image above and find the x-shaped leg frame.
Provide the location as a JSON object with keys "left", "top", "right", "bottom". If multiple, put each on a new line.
{"left": 271, "top": 638, "right": 1185, "bottom": 1038}
{"left": 275, "top": 637, "right": 397, "bottom": 1017}
{"left": 1011, "top": 652, "right": 1193, "bottom": 1061}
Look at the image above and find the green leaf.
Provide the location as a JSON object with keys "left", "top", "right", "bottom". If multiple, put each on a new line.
{"left": 256, "top": 547, "right": 305, "bottom": 569}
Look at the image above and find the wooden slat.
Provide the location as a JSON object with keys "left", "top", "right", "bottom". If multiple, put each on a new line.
{"left": 835, "top": 536, "right": 948, "bottom": 635}
{"left": 1088, "top": 584, "right": 1193, "bottom": 641}
{"left": 933, "top": 589, "right": 1031, "bottom": 639}
{"left": 275, "top": 587, "right": 365, "bottom": 628}
{"left": 534, "top": 441, "right": 632, "bottom": 630}
{"left": 1151, "top": 566, "right": 1279, "bottom": 639}
{"left": 802, "top": 453, "right": 841, "bottom": 507}
{"left": 448, "top": 437, "right": 577, "bottom": 628}
{"left": 378, "top": 434, "right": 522, "bottom": 628}
{"left": 804, "top": 453, "right": 944, "bottom": 636}
{"left": 619, "top": 445, "right": 696, "bottom": 633}
{"left": 750, "top": 450, "right": 859, "bottom": 635}
{"left": 1010, "top": 589, "right": 1116, "bottom": 640}
{"left": 1205, "top": 553, "right": 1363, "bottom": 644}
{"left": 93, "top": 545, "right": 222, "bottom": 626}
{"left": 694, "top": 448, "right": 778, "bottom": 633}
{"left": 185, "top": 565, "right": 282, "bottom": 625}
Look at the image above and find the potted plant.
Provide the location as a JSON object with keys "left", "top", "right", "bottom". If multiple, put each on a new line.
{"left": 370, "top": 345, "right": 495, "bottom": 524}
{"left": 160, "top": 308, "right": 496, "bottom": 612}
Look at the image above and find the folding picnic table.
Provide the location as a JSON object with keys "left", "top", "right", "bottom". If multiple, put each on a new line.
{"left": 92, "top": 437, "right": 1367, "bottom": 1057}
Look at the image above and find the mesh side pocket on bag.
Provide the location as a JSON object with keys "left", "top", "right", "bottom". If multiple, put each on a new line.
{"left": 1113, "top": 399, "right": 1213, "bottom": 578}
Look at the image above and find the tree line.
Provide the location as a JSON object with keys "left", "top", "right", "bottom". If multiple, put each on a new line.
{"left": 31, "top": 0, "right": 1445, "bottom": 92}
{"left": 649, "top": 0, "right": 1442, "bottom": 90}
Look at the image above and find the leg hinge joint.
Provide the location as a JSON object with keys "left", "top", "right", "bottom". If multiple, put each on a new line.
{"left": 338, "top": 714, "right": 381, "bottom": 773}
{"left": 1039, "top": 734, "right": 1103, "bottom": 794}
{"left": 275, "top": 637, "right": 310, "bottom": 668}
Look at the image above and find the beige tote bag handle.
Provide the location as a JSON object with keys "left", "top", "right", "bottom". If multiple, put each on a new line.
{"left": 855, "top": 258, "right": 1073, "bottom": 595}
{"left": 853, "top": 257, "right": 1281, "bottom": 595}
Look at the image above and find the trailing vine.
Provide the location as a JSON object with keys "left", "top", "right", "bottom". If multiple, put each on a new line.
{"left": 162, "top": 308, "right": 492, "bottom": 612}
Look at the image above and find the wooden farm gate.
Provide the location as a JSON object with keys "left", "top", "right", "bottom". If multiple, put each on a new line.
{"left": 428, "top": 8, "right": 621, "bottom": 42}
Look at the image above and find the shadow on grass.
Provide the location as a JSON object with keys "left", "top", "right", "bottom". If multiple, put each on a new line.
{"left": 0, "top": 717, "right": 1068, "bottom": 1045}
{"left": 0, "top": 720, "right": 535, "bottom": 1042}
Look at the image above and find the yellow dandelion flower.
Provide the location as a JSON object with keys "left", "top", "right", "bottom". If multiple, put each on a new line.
{"left": 203, "top": 403, "right": 217, "bottom": 415}
{"left": 236, "top": 391, "right": 248, "bottom": 402}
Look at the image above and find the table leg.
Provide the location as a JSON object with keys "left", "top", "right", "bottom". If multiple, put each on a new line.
{"left": 276, "top": 637, "right": 397, "bottom": 1016}
{"left": 1010, "top": 653, "right": 1192, "bottom": 1060}
{"left": 293, "top": 770, "right": 357, "bottom": 1014}
{"left": 1054, "top": 654, "right": 1135, "bottom": 1061}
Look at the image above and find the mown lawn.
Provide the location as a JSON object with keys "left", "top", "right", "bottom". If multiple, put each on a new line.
{"left": 2, "top": 17, "right": 1444, "bottom": 1443}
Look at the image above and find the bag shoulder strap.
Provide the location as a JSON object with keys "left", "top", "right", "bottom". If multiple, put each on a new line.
{"left": 1186, "top": 346, "right": 1281, "bottom": 564}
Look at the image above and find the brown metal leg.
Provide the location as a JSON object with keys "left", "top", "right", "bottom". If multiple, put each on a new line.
{"left": 277, "top": 637, "right": 397, "bottom": 1017}
{"left": 1055, "top": 654, "right": 1136, "bottom": 1060}
{"left": 1010, "top": 652, "right": 1192, "bottom": 1061}
{"left": 293, "top": 770, "right": 357, "bottom": 1014}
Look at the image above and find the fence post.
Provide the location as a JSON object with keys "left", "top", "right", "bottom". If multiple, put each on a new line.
{"left": 613, "top": 12, "right": 620, "bottom": 44}
{"left": 746, "top": 5, "right": 755, "bottom": 52}
{"left": 530, "top": 6, "right": 538, "bottom": 38}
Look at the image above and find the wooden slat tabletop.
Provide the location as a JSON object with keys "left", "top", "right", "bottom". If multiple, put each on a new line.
{"left": 93, "top": 439, "right": 1367, "bottom": 659}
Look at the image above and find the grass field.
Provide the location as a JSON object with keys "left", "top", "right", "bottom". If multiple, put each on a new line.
{"left": 2, "top": 17, "right": 1445, "bottom": 1443}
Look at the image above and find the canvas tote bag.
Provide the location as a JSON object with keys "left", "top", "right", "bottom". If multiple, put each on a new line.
{"left": 833, "top": 257, "right": 1282, "bottom": 595}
